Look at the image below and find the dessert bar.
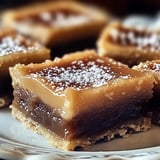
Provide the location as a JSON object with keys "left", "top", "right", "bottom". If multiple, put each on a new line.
{"left": 0, "top": 29, "right": 50, "bottom": 107}
{"left": 133, "top": 60, "right": 160, "bottom": 126}
{"left": 97, "top": 22, "right": 160, "bottom": 67}
{"left": 2, "top": 1, "right": 107, "bottom": 47}
{"left": 9, "top": 50, "right": 154, "bottom": 150}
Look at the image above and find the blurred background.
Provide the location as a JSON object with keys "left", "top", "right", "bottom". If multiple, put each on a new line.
{"left": 0, "top": 0, "right": 159, "bottom": 16}
{"left": 1, "top": 0, "right": 158, "bottom": 56}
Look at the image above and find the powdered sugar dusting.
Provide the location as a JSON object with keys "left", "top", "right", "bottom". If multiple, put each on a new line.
{"left": 0, "top": 36, "right": 38, "bottom": 56}
{"left": 143, "top": 62, "right": 160, "bottom": 72}
{"left": 19, "top": 10, "right": 90, "bottom": 27}
{"left": 110, "top": 28, "right": 160, "bottom": 53}
{"left": 152, "top": 63, "right": 160, "bottom": 72}
{"left": 40, "top": 12, "right": 90, "bottom": 27}
{"left": 137, "top": 61, "right": 160, "bottom": 72}
{"left": 28, "top": 58, "right": 132, "bottom": 94}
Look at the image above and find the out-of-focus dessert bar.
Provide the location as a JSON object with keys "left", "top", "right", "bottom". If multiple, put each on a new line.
{"left": 2, "top": 1, "right": 108, "bottom": 47}
{"left": 97, "top": 22, "right": 160, "bottom": 67}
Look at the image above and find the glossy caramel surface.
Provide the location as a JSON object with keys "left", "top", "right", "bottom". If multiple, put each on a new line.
{"left": 25, "top": 53, "right": 143, "bottom": 94}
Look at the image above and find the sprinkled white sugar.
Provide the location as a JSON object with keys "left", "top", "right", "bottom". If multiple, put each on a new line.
{"left": 40, "top": 12, "right": 90, "bottom": 27}
{"left": 29, "top": 59, "right": 132, "bottom": 93}
{"left": 0, "top": 36, "right": 37, "bottom": 56}
{"left": 53, "top": 13, "right": 89, "bottom": 27}
{"left": 110, "top": 28, "right": 160, "bottom": 53}
{"left": 138, "top": 62, "right": 160, "bottom": 72}
{"left": 152, "top": 63, "right": 160, "bottom": 72}
{"left": 110, "top": 29, "right": 119, "bottom": 41}
{"left": 40, "top": 12, "right": 53, "bottom": 22}
{"left": 127, "top": 32, "right": 135, "bottom": 43}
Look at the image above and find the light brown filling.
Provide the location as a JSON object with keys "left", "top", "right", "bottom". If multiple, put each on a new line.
{"left": 13, "top": 86, "right": 145, "bottom": 140}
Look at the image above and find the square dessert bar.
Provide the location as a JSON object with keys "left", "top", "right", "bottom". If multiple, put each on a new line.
{"left": 2, "top": 1, "right": 108, "bottom": 46}
{"left": 97, "top": 22, "right": 160, "bottom": 67}
{"left": 9, "top": 50, "right": 154, "bottom": 150}
{"left": 0, "top": 29, "right": 50, "bottom": 107}
{"left": 133, "top": 60, "right": 160, "bottom": 126}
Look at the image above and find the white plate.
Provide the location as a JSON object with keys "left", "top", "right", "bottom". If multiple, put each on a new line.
{"left": 0, "top": 107, "right": 160, "bottom": 160}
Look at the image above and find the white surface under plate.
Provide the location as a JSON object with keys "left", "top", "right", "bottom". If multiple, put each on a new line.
{"left": 0, "top": 107, "right": 160, "bottom": 160}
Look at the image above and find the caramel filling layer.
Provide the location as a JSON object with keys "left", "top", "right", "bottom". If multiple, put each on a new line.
{"left": 13, "top": 86, "right": 143, "bottom": 140}
{"left": 108, "top": 26, "right": 160, "bottom": 52}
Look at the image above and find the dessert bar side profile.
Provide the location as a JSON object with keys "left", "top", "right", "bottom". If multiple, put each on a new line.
{"left": 9, "top": 50, "right": 154, "bottom": 150}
